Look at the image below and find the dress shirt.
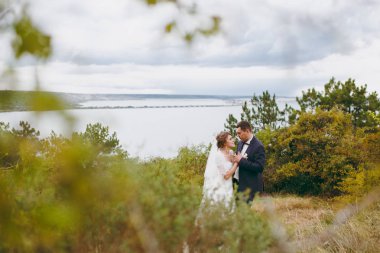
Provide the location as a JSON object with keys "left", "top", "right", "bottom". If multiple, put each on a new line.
{"left": 234, "top": 136, "right": 253, "bottom": 181}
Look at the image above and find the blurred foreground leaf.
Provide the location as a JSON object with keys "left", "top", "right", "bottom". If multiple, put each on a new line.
{"left": 12, "top": 13, "right": 51, "bottom": 59}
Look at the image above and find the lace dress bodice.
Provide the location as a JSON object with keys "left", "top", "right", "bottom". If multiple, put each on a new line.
{"left": 215, "top": 150, "right": 233, "bottom": 177}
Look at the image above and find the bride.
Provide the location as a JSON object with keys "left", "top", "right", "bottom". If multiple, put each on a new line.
{"left": 200, "top": 131, "right": 238, "bottom": 207}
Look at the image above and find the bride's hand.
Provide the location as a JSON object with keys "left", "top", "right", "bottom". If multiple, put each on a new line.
{"left": 224, "top": 170, "right": 233, "bottom": 180}
{"left": 224, "top": 172, "right": 231, "bottom": 180}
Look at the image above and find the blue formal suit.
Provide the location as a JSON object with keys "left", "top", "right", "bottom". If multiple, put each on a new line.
{"left": 236, "top": 136, "right": 266, "bottom": 202}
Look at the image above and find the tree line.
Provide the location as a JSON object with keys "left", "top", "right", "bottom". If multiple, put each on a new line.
{"left": 225, "top": 78, "right": 380, "bottom": 197}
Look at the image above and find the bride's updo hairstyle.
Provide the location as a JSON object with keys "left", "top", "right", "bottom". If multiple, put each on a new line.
{"left": 216, "top": 131, "right": 230, "bottom": 149}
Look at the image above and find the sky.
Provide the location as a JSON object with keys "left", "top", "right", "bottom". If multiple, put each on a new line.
{"left": 1, "top": 0, "right": 380, "bottom": 96}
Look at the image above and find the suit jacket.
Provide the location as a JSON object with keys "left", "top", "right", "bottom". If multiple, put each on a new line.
{"left": 236, "top": 136, "right": 266, "bottom": 201}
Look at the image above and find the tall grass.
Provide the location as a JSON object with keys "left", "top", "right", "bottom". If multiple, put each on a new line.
{"left": 251, "top": 194, "right": 380, "bottom": 252}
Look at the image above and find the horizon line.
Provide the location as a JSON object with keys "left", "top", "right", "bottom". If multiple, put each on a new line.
{"left": 0, "top": 89, "right": 297, "bottom": 98}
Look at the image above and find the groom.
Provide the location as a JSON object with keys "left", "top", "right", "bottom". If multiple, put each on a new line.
{"left": 232, "top": 121, "right": 266, "bottom": 203}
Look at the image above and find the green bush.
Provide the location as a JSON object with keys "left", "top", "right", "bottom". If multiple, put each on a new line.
{"left": 0, "top": 122, "right": 274, "bottom": 252}
{"left": 0, "top": 121, "right": 41, "bottom": 168}
{"left": 269, "top": 109, "right": 362, "bottom": 196}
{"left": 73, "top": 123, "right": 127, "bottom": 158}
{"left": 189, "top": 200, "right": 273, "bottom": 252}
{"left": 337, "top": 165, "right": 380, "bottom": 203}
{"left": 337, "top": 129, "right": 380, "bottom": 202}
{"left": 173, "top": 144, "right": 210, "bottom": 186}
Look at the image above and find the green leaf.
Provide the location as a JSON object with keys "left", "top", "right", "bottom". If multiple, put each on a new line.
{"left": 12, "top": 14, "right": 52, "bottom": 59}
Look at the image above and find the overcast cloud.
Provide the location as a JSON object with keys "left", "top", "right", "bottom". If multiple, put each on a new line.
{"left": 1, "top": 0, "right": 380, "bottom": 96}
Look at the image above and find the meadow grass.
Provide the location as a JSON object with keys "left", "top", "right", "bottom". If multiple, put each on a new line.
{"left": 251, "top": 194, "right": 380, "bottom": 252}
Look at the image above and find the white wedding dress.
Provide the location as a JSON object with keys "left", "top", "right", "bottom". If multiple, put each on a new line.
{"left": 200, "top": 143, "right": 234, "bottom": 207}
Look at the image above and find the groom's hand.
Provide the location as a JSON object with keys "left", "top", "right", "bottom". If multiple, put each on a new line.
{"left": 233, "top": 153, "right": 243, "bottom": 163}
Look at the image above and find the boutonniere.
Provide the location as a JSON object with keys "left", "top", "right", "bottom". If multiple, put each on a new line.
{"left": 243, "top": 153, "right": 248, "bottom": 159}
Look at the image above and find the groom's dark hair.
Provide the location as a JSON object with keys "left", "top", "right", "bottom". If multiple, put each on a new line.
{"left": 237, "top": 121, "right": 252, "bottom": 132}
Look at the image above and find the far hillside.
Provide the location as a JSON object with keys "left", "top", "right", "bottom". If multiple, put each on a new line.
{"left": 0, "top": 90, "right": 260, "bottom": 112}
{"left": 0, "top": 90, "right": 77, "bottom": 112}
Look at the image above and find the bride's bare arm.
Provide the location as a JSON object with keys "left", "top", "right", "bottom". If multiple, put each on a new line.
{"left": 224, "top": 162, "right": 238, "bottom": 180}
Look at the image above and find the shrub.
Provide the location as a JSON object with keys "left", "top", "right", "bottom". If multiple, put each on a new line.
{"left": 0, "top": 123, "right": 275, "bottom": 252}
{"left": 338, "top": 164, "right": 380, "bottom": 203}
{"left": 174, "top": 144, "right": 210, "bottom": 186}
{"left": 269, "top": 109, "right": 361, "bottom": 196}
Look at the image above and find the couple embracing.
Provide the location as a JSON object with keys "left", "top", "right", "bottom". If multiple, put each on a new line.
{"left": 201, "top": 121, "right": 266, "bottom": 207}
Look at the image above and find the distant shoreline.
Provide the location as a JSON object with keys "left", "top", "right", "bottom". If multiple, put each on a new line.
{"left": 0, "top": 89, "right": 296, "bottom": 99}
{"left": 0, "top": 90, "right": 296, "bottom": 113}
{"left": 0, "top": 104, "right": 243, "bottom": 113}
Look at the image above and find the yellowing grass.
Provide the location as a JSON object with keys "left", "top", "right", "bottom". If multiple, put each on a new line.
{"left": 251, "top": 195, "right": 380, "bottom": 252}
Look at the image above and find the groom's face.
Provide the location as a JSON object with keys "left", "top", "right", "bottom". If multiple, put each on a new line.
{"left": 236, "top": 127, "right": 251, "bottom": 142}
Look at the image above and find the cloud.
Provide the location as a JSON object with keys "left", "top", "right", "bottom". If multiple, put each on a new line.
{"left": 191, "top": 0, "right": 380, "bottom": 66}
{"left": 17, "top": 0, "right": 380, "bottom": 67}
{"left": 8, "top": 37, "right": 380, "bottom": 96}
{"left": 1, "top": 0, "right": 380, "bottom": 96}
